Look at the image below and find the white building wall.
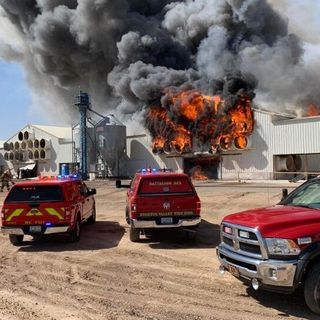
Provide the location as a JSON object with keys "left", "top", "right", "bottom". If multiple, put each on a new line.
{"left": 0, "top": 125, "right": 73, "bottom": 176}
{"left": 221, "top": 111, "right": 274, "bottom": 180}
{"left": 222, "top": 111, "right": 320, "bottom": 180}
{"left": 272, "top": 117, "right": 320, "bottom": 155}
{"left": 125, "top": 134, "right": 183, "bottom": 177}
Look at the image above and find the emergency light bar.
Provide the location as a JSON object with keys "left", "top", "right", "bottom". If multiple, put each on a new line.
{"left": 38, "top": 174, "right": 81, "bottom": 181}
{"left": 137, "top": 168, "right": 173, "bottom": 174}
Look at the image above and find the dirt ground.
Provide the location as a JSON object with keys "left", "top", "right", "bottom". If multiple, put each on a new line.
{"left": 0, "top": 180, "right": 317, "bottom": 320}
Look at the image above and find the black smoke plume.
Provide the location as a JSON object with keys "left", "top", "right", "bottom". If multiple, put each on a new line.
{"left": 0, "top": 0, "right": 318, "bottom": 128}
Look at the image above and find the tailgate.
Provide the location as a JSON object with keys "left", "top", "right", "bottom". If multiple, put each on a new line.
{"left": 2, "top": 202, "right": 66, "bottom": 226}
{"left": 136, "top": 194, "right": 199, "bottom": 217}
{"left": 136, "top": 176, "right": 200, "bottom": 217}
{"left": 2, "top": 184, "right": 66, "bottom": 226}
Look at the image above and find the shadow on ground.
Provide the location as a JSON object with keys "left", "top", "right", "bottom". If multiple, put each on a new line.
{"left": 145, "top": 219, "right": 221, "bottom": 249}
{"left": 245, "top": 287, "right": 318, "bottom": 319}
{"left": 18, "top": 221, "right": 125, "bottom": 252}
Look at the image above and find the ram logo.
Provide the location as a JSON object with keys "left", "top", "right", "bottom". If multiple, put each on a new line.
{"left": 163, "top": 202, "right": 170, "bottom": 210}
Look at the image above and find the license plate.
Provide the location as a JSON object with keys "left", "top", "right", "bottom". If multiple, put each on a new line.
{"left": 228, "top": 265, "right": 239, "bottom": 277}
{"left": 29, "top": 226, "right": 42, "bottom": 233}
{"left": 160, "top": 217, "right": 173, "bottom": 224}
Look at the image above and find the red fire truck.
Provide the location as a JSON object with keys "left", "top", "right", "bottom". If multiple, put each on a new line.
{"left": 125, "top": 169, "right": 201, "bottom": 242}
{"left": 0, "top": 175, "right": 96, "bottom": 245}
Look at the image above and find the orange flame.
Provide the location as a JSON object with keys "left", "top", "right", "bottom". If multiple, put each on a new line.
{"left": 147, "top": 89, "right": 254, "bottom": 153}
{"left": 191, "top": 165, "right": 208, "bottom": 181}
{"left": 307, "top": 103, "right": 320, "bottom": 117}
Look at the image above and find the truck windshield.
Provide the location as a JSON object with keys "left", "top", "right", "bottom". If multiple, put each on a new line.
{"left": 139, "top": 177, "right": 194, "bottom": 195}
{"left": 5, "top": 186, "right": 65, "bottom": 203}
{"left": 281, "top": 180, "right": 320, "bottom": 209}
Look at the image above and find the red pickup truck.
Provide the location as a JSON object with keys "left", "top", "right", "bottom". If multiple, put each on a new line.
{"left": 125, "top": 169, "right": 201, "bottom": 242}
{"left": 0, "top": 175, "right": 96, "bottom": 245}
{"left": 216, "top": 177, "right": 320, "bottom": 314}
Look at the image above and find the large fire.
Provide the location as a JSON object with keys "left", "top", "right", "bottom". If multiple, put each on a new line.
{"left": 146, "top": 89, "right": 254, "bottom": 154}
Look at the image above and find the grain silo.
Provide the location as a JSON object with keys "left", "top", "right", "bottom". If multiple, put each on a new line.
{"left": 95, "top": 115, "right": 126, "bottom": 178}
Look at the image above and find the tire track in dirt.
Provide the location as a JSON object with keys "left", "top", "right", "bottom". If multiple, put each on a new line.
{"left": 0, "top": 184, "right": 317, "bottom": 319}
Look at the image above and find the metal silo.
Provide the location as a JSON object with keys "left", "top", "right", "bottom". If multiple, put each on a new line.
{"left": 95, "top": 114, "right": 126, "bottom": 177}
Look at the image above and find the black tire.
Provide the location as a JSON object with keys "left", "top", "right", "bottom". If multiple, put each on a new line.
{"left": 9, "top": 234, "right": 24, "bottom": 246}
{"left": 69, "top": 217, "right": 81, "bottom": 242}
{"left": 87, "top": 206, "right": 96, "bottom": 224}
{"left": 304, "top": 262, "right": 320, "bottom": 314}
{"left": 130, "top": 226, "right": 140, "bottom": 242}
{"left": 125, "top": 206, "right": 130, "bottom": 225}
{"left": 185, "top": 228, "right": 197, "bottom": 241}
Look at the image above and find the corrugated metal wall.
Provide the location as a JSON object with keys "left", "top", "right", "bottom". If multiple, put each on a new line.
{"left": 222, "top": 111, "right": 320, "bottom": 180}
{"left": 221, "top": 110, "right": 274, "bottom": 180}
{"left": 272, "top": 117, "right": 320, "bottom": 154}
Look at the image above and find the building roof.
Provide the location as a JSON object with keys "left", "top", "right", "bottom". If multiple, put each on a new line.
{"left": 30, "top": 125, "right": 72, "bottom": 139}
{"left": 96, "top": 114, "right": 125, "bottom": 127}
{"left": 253, "top": 107, "right": 296, "bottom": 119}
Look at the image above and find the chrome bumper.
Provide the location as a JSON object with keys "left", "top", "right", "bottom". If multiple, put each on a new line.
{"left": 0, "top": 226, "right": 70, "bottom": 235}
{"left": 132, "top": 217, "right": 201, "bottom": 229}
{"left": 217, "top": 244, "right": 298, "bottom": 287}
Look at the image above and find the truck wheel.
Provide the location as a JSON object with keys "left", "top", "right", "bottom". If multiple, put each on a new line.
{"left": 69, "top": 217, "right": 81, "bottom": 242}
{"left": 186, "top": 230, "right": 197, "bottom": 241}
{"left": 9, "top": 234, "right": 24, "bottom": 246}
{"left": 184, "top": 226, "right": 198, "bottom": 241}
{"left": 304, "top": 262, "right": 320, "bottom": 314}
{"left": 87, "top": 206, "right": 96, "bottom": 224}
{"left": 130, "top": 226, "right": 140, "bottom": 242}
{"left": 125, "top": 206, "right": 130, "bottom": 225}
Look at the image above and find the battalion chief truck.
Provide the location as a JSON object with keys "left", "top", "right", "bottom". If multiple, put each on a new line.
{"left": 125, "top": 169, "right": 201, "bottom": 242}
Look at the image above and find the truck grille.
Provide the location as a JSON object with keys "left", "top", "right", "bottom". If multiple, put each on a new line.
{"left": 221, "top": 223, "right": 267, "bottom": 259}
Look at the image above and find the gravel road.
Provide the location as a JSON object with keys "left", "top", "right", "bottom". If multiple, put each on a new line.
{"left": 0, "top": 180, "right": 316, "bottom": 320}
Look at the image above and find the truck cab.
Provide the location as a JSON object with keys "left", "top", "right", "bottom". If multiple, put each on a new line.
{"left": 125, "top": 169, "right": 201, "bottom": 242}
{"left": 217, "top": 177, "right": 320, "bottom": 315}
{"left": 0, "top": 175, "right": 96, "bottom": 245}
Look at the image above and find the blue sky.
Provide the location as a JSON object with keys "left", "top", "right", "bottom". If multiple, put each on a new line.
{"left": 0, "top": 61, "right": 48, "bottom": 140}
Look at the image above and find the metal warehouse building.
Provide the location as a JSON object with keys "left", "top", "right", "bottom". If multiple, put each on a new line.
{"left": 1, "top": 109, "right": 320, "bottom": 180}
{"left": 221, "top": 109, "right": 320, "bottom": 180}
{"left": 126, "top": 109, "right": 320, "bottom": 180}
{"left": 0, "top": 124, "right": 74, "bottom": 178}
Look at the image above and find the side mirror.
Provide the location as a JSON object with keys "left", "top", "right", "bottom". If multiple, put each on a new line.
{"left": 281, "top": 188, "right": 288, "bottom": 201}
{"left": 89, "top": 188, "right": 96, "bottom": 195}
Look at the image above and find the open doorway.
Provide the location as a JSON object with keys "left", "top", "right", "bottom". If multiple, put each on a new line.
{"left": 184, "top": 157, "right": 220, "bottom": 180}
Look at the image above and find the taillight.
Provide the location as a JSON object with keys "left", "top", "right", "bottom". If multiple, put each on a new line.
{"left": 65, "top": 206, "right": 72, "bottom": 218}
{"left": 131, "top": 202, "right": 137, "bottom": 219}
{"left": 196, "top": 201, "right": 201, "bottom": 215}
